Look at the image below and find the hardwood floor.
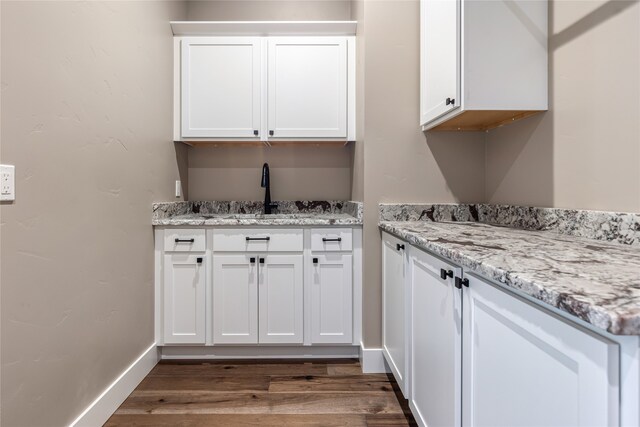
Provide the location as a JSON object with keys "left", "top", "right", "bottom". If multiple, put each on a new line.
{"left": 105, "top": 359, "right": 417, "bottom": 426}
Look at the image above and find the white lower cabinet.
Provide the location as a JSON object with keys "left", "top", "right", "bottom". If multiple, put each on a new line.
{"left": 462, "top": 274, "right": 620, "bottom": 427}
{"left": 409, "top": 247, "right": 461, "bottom": 427}
{"left": 163, "top": 253, "right": 206, "bottom": 344}
{"left": 381, "top": 232, "right": 408, "bottom": 396}
{"left": 259, "top": 254, "right": 304, "bottom": 344}
{"left": 212, "top": 254, "right": 258, "bottom": 344}
{"left": 400, "top": 240, "right": 622, "bottom": 427}
{"left": 310, "top": 253, "right": 353, "bottom": 344}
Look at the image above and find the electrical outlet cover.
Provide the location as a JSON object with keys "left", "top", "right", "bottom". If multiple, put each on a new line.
{"left": 0, "top": 164, "right": 16, "bottom": 201}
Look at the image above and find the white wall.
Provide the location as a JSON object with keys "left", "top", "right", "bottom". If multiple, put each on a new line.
{"left": 0, "top": 2, "right": 187, "bottom": 425}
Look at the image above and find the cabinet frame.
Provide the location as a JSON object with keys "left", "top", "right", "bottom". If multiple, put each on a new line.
{"left": 173, "top": 36, "right": 356, "bottom": 143}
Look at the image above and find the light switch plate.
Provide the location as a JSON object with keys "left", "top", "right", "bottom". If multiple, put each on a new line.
{"left": 175, "top": 180, "right": 182, "bottom": 198}
{"left": 0, "top": 165, "right": 15, "bottom": 201}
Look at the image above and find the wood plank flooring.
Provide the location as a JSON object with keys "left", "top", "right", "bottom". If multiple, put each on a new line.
{"left": 105, "top": 359, "right": 416, "bottom": 426}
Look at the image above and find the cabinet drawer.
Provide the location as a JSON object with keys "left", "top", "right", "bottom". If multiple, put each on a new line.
{"left": 213, "top": 228, "right": 303, "bottom": 252}
{"left": 311, "top": 228, "right": 353, "bottom": 252}
{"left": 164, "top": 229, "right": 206, "bottom": 252}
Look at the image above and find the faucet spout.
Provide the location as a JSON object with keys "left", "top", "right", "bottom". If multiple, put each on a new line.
{"left": 261, "top": 163, "right": 274, "bottom": 214}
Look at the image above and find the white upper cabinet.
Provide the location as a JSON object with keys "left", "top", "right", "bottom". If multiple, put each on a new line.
{"left": 174, "top": 23, "right": 356, "bottom": 142}
{"left": 420, "top": 0, "right": 548, "bottom": 131}
{"left": 268, "top": 38, "right": 347, "bottom": 139}
{"left": 181, "top": 38, "right": 262, "bottom": 138}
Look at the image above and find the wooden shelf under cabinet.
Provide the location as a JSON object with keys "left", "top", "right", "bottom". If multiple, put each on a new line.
{"left": 428, "top": 110, "right": 543, "bottom": 132}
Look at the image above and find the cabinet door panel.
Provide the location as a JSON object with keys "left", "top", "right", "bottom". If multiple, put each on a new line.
{"left": 420, "top": 0, "right": 460, "bottom": 125}
{"left": 163, "top": 254, "right": 206, "bottom": 344}
{"left": 382, "top": 233, "right": 407, "bottom": 395}
{"left": 213, "top": 254, "right": 258, "bottom": 344}
{"left": 182, "top": 37, "right": 261, "bottom": 138}
{"left": 259, "top": 254, "right": 304, "bottom": 344}
{"left": 268, "top": 37, "right": 347, "bottom": 138}
{"left": 409, "top": 248, "right": 461, "bottom": 427}
{"left": 463, "top": 275, "right": 619, "bottom": 427}
{"left": 310, "top": 254, "right": 353, "bottom": 344}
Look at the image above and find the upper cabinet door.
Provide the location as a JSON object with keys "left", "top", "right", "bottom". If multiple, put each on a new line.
{"left": 268, "top": 37, "right": 348, "bottom": 139}
{"left": 181, "top": 37, "right": 262, "bottom": 138}
{"left": 420, "top": 0, "right": 460, "bottom": 125}
{"left": 463, "top": 274, "right": 619, "bottom": 427}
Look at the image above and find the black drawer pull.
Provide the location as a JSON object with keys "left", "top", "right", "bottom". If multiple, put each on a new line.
{"left": 322, "top": 237, "right": 342, "bottom": 242}
{"left": 175, "top": 238, "right": 195, "bottom": 243}
{"left": 250, "top": 257, "right": 256, "bottom": 264}
{"left": 396, "top": 243, "right": 405, "bottom": 251}
{"left": 246, "top": 236, "right": 270, "bottom": 241}
{"left": 196, "top": 257, "right": 203, "bottom": 264}
{"left": 440, "top": 269, "right": 453, "bottom": 280}
{"left": 259, "top": 258, "right": 265, "bottom": 264}
{"left": 313, "top": 257, "right": 319, "bottom": 264}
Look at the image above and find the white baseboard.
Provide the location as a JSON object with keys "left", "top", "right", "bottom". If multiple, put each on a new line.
{"left": 160, "top": 345, "right": 360, "bottom": 359}
{"left": 359, "top": 342, "right": 390, "bottom": 373}
{"left": 69, "top": 343, "right": 158, "bottom": 427}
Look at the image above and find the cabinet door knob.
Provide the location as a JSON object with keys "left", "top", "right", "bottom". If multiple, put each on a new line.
{"left": 269, "top": 130, "right": 274, "bottom": 136}
{"left": 313, "top": 257, "right": 318, "bottom": 264}
{"left": 462, "top": 278, "right": 469, "bottom": 287}
{"left": 440, "top": 269, "right": 453, "bottom": 280}
{"left": 454, "top": 277, "right": 462, "bottom": 289}
{"left": 196, "top": 257, "right": 203, "bottom": 264}
{"left": 259, "top": 258, "right": 265, "bottom": 264}
{"left": 250, "top": 257, "right": 256, "bottom": 264}
{"left": 253, "top": 130, "right": 259, "bottom": 136}
{"left": 446, "top": 97, "right": 455, "bottom": 106}
{"left": 396, "top": 243, "right": 405, "bottom": 251}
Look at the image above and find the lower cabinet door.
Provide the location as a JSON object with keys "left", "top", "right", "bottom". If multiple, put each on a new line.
{"left": 163, "top": 254, "right": 206, "bottom": 344}
{"left": 259, "top": 254, "right": 304, "bottom": 344}
{"left": 409, "top": 247, "right": 461, "bottom": 427}
{"left": 463, "top": 274, "right": 620, "bottom": 427}
{"left": 310, "top": 253, "right": 353, "bottom": 344}
{"left": 213, "top": 254, "right": 258, "bottom": 344}
{"left": 382, "top": 232, "right": 408, "bottom": 395}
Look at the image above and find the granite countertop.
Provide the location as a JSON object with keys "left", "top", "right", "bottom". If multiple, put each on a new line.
{"left": 153, "top": 200, "right": 363, "bottom": 226}
{"left": 379, "top": 220, "right": 640, "bottom": 335}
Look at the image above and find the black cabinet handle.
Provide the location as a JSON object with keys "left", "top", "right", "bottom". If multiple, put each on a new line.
{"left": 175, "top": 238, "right": 195, "bottom": 243}
{"left": 440, "top": 269, "right": 453, "bottom": 280}
{"left": 259, "top": 258, "right": 265, "bottom": 264}
{"left": 253, "top": 130, "right": 259, "bottom": 136}
{"left": 446, "top": 97, "right": 455, "bottom": 106}
{"left": 269, "top": 130, "right": 274, "bottom": 136}
{"left": 322, "top": 237, "right": 342, "bottom": 242}
{"left": 455, "top": 277, "right": 469, "bottom": 289}
{"left": 250, "top": 257, "right": 256, "bottom": 264}
{"left": 246, "top": 236, "right": 270, "bottom": 241}
{"left": 196, "top": 257, "right": 203, "bottom": 264}
{"left": 396, "top": 243, "right": 405, "bottom": 251}
{"left": 313, "top": 257, "right": 318, "bottom": 264}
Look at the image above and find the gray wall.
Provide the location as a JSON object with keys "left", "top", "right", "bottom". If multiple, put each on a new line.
{"left": 352, "top": 0, "right": 486, "bottom": 347}
{"left": 185, "top": 0, "right": 355, "bottom": 201}
{"left": 0, "top": 1, "right": 187, "bottom": 425}
{"left": 485, "top": 0, "right": 640, "bottom": 212}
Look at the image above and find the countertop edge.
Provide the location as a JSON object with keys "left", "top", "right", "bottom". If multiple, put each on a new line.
{"left": 379, "top": 221, "right": 637, "bottom": 336}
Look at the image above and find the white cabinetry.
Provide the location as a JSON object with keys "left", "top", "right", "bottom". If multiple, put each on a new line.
{"left": 163, "top": 254, "right": 206, "bottom": 344}
{"left": 181, "top": 38, "right": 262, "bottom": 138}
{"left": 309, "top": 253, "right": 353, "bottom": 344}
{"left": 381, "top": 232, "right": 408, "bottom": 396}
{"left": 420, "top": 0, "right": 547, "bottom": 131}
{"left": 268, "top": 38, "right": 347, "bottom": 139}
{"left": 174, "top": 23, "right": 356, "bottom": 142}
{"left": 212, "top": 254, "right": 258, "bottom": 344}
{"left": 409, "top": 247, "right": 461, "bottom": 427}
{"left": 259, "top": 254, "right": 304, "bottom": 344}
{"left": 462, "top": 273, "right": 620, "bottom": 427}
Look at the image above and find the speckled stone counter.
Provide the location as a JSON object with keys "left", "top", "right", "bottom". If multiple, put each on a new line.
{"left": 153, "top": 200, "right": 363, "bottom": 226}
{"left": 379, "top": 220, "right": 640, "bottom": 335}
